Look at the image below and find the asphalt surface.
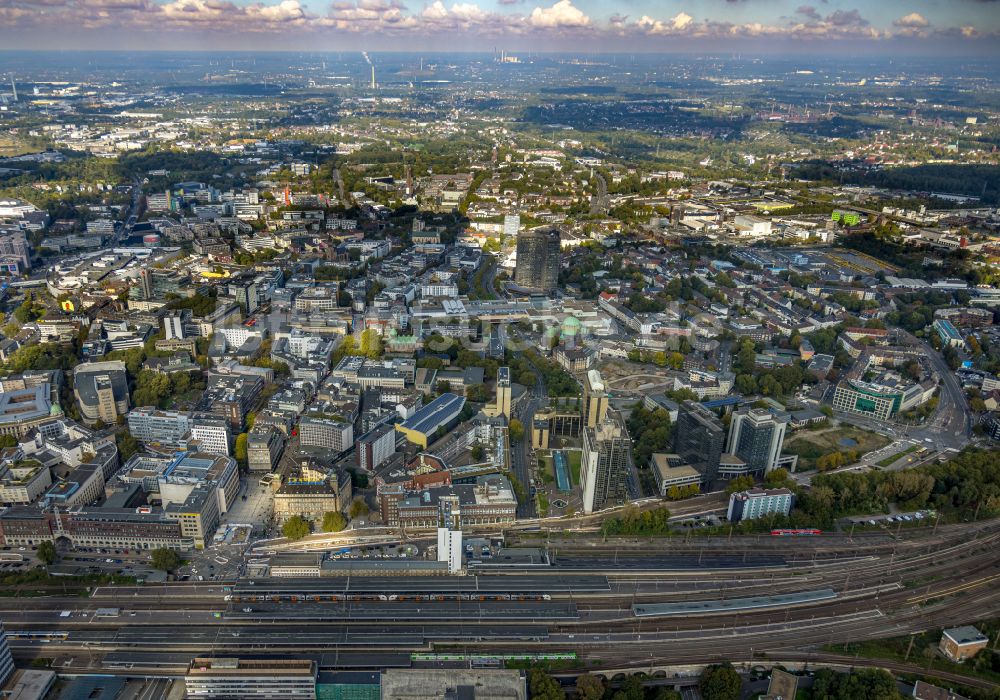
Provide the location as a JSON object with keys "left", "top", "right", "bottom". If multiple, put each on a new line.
{"left": 589, "top": 172, "right": 608, "bottom": 216}
{"left": 510, "top": 358, "right": 546, "bottom": 519}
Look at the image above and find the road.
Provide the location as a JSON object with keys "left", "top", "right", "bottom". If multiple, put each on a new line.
{"left": 111, "top": 178, "right": 143, "bottom": 245}
{"left": 332, "top": 167, "right": 347, "bottom": 205}
{"left": 481, "top": 255, "right": 504, "bottom": 300}
{"left": 589, "top": 172, "right": 608, "bottom": 216}
{"left": 510, "top": 359, "right": 545, "bottom": 519}
{"left": 717, "top": 340, "right": 733, "bottom": 374}
{"left": 905, "top": 335, "right": 971, "bottom": 450}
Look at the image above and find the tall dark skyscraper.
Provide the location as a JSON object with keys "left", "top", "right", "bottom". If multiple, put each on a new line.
{"left": 514, "top": 228, "right": 560, "bottom": 294}
{"left": 673, "top": 401, "right": 725, "bottom": 484}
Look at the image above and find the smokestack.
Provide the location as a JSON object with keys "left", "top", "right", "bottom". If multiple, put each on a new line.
{"left": 9, "top": 76, "right": 16, "bottom": 102}
{"left": 371, "top": 65, "right": 375, "bottom": 90}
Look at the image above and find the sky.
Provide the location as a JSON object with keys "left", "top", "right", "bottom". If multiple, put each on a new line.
{"left": 0, "top": 0, "right": 997, "bottom": 52}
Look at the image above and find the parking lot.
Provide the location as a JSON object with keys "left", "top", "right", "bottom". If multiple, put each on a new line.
{"left": 849, "top": 510, "right": 936, "bottom": 528}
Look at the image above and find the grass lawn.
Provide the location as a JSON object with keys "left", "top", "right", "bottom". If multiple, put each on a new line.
{"left": 783, "top": 425, "right": 891, "bottom": 470}
{"left": 536, "top": 492, "right": 550, "bottom": 517}
{"left": 567, "top": 450, "right": 582, "bottom": 486}
{"left": 538, "top": 454, "right": 555, "bottom": 485}
{"left": 0, "top": 135, "right": 34, "bottom": 157}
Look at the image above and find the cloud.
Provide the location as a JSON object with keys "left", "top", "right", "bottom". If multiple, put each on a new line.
{"left": 891, "top": 11, "right": 931, "bottom": 37}
{"left": 670, "top": 11, "right": 692, "bottom": 30}
{"left": 326, "top": 0, "right": 413, "bottom": 31}
{"left": 635, "top": 11, "right": 692, "bottom": 35}
{"left": 607, "top": 12, "right": 627, "bottom": 29}
{"left": 825, "top": 9, "right": 868, "bottom": 28}
{"left": 0, "top": 0, "right": 994, "bottom": 44}
{"left": 527, "top": 0, "right": 588, "bottom": 28}
{"left": 796, "top": 5, "right": 821, "bottom": 21}
{"left": 894, "top": 11, "right": 929, "bottom": 28}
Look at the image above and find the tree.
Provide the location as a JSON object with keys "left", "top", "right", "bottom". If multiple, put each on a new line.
{"left": 527, "top": 669, "right": 565, "bottom": 700}
{"left": 601, "top": 505, "right": 672, "bottom": 536}
{"left": 234, "top": 432, "right": 248, "bottom": 469}
{"left": 809, "top": 668, "right": 900, "bottom": 700}
{"left": 322, "top": 511, "right": 348, "bottom": 532}
{"left": 37, "top": 540, "right": 56, "bottom": 566}
{"left": 699, "top": 663, "right": 742, "bottom": 700}
{"left": 726, "top": 475, "right": 755, "bottom": 495}
{"left": 618, "top": 676, "right": 646, "bottom": 700}
{"left": 282, "top": 515, "right": 311, "bottom": 540}
{"left": 151, "top": 548, "right": 180, "bottom": 572}
{"left": 651, "top": 690, "right": 681, "bottom": 700}
{"left": 359, "top": 328, "right": 383, "bottom": 359}
{"left": 348, "top": 497, "right": 370, "bottom": 520}
{"left": 334, "top": 334, "right": 357, "bottom": 363}
{"left": 575, "top": 674, "right": 604, "bottom": 700}
{"left": 466, "top": 383, "right": 490, "bottom": 403}
{"left": 764, "top": 468, "right": 791, "bottom": 488}
{"left": 509, "top": 418, "right": 525, "bottom": 443}
{"left": 116, "top": 430, "right": 139, "bottom": 461}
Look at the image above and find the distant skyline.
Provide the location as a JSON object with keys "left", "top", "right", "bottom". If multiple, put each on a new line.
{"left": 0, "top": 0, "right": 998, "bottom": 53}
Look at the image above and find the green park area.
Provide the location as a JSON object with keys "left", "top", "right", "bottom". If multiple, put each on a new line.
{"left": 783, "top": 425, "right": 891, "bottom": 471}
{"left": 538, "top": 453, "right": 555, "bottom": 486}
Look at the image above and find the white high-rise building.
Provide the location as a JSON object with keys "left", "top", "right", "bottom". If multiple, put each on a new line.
{"left": 437, "top": 494, "right": 464, "bottom": 574}
{"left": 503, "top": 214, "right": 520, "bottom": 238}
{"left": 437, "top": 527, "right": 462, "bottom": 574}
{"left": 191, "top": 416, "right": 232, "bottom": 456}
{"left": 727, "top": 488, "right": 794, "bottom": 523}
{"left": 164, "top": 313, "right": 185, "bottom": 340}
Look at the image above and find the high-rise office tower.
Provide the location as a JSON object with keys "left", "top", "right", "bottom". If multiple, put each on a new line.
{"left": 73, "top": 361, "right": 130, "bottom": 427}
{"left": 583, "top": 369, "right": 609, "bottom": 429}
{"left": 164, "top": 312, "right": 185, "bottom": 340}
{"left": 514, "top": 228, "right": 560, "bottom": 294}
{"left": 673, "top": 401, "right": 725, "bottom": 484}
{"left": 726, "top": 408, "right": 788, "bottom": 475}
{"left": 580, "top": 412, "right": 631, "bottom": 513}
{"left": 138, "top": 268, "right": 153, "bottom": 300}
{"left": 496, "top": 366, "right": 512, "bottom": 418}
{"left": 437, "top": 494, "right": 463, "bottom": 574}
{"left": 503, "top": 214, "right": 520, "bottom": 238}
